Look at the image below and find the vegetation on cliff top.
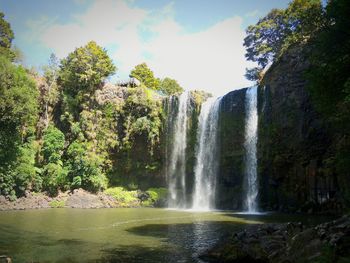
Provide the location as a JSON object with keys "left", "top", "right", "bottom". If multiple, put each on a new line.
{"left": 130, "top": 62, "right": 184, "bottom": 95}
{"left": 244, "top": 0, "right": 323, "bottom": 81}
{"left": 245, "top": 0, "right": 350, "bottom": 207}
{"left": 0, "top": 11, "right": 193, "bottom": 200}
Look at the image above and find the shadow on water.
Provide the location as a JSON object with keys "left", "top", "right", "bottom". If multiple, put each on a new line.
{"left": 0, "top": 210, "right": 337, "bottom": 263}
{"left": 122, "top": 220, "right": 251, "bottom": 262}
{"left": 0, "top": 220, "right": 249, "bottom": 263}
{"left": 0, "top": 219, "right": 246, "bottom": 263}
{"left": 220, "top": 211, "right": 337, "bottom": 226}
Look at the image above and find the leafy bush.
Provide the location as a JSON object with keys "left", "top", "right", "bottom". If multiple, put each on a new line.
{"left": 0, "top": 55, "right": 39, "bottom": 197}
{"left": 147, "top": 187, "right": 168, "bottom": 200}
{"left": 143, "top": 187, "right": 168, "bottom": 207}
{"left": 49, "top": 200, "right": 65, "bottom": 208}
{"left": 42, "top": 163, "right": 68, "bottom": 196}
{"left": 31, "top": 167, "right": 43, "bottom": 192}
{"left": 42, "top": 126, "right": 65, "bottom": 164}
{"left": 12, "top": 142, "right": 37, "bottom": 196}
{"left": 71, "top": 176, "right": 82, "bottom": 189}
{"left": 0, "top": 169, "right": 15, "bottom": 198}
{"left": 66, "top": 141, "right": 108, "bottom": 192}
{"left": 104, "top": 187, "right": 139, "bottom": 206}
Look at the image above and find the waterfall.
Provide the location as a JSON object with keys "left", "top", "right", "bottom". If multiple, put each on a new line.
{"left": 167, "top": 91, "right": 190, "bottom": 209}
{"left": 192, "top": 97, "right": 221, "bottom": 211}
{"left": 244, "top": 86, "right": 259, "bottom": 212}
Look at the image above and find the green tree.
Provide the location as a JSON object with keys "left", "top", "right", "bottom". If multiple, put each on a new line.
{"left": 13, "top": 141, "right": 38, "bottom": 196}
{"left": 0, "top": 56, "right": 38, "bottom": 164}
{"left": 244, "top": 8, "right": 287, "bottom": 69}
{"left": 0, "top": 56, "right": 39, "bottom": 197}
{"left": 42, "top": 162, "right": 68, "bottom": 196}
{"left": 59, "top": 41, "right": 116, "bottom": 97}
{"left": 244, "top": 0, "right": 323, "bottom": 80}
{"left": 130, "top": 63, "right": 160, "bottom": 90}
{"left": 159, "top": 77, "right": 183, "bottom": 95}
{"left": 66, "top": 141, "right": 107, "bottom": 192}
{"left": 42, "top": 126, "right": 65, "bottom": 164}
{"left": 0, "top": 12, "right": 15, "bottom": 60}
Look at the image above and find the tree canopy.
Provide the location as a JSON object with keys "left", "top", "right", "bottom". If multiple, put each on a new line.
{"left": 0, "top": 12, "right": 15, "bottom": 60}
{"left": 0, "top": 56, "right": 39, "bottom": 197}
{"left": 59, "top": 41, "right": 116, "bottom": 95}
{"left": 159, "top": 77, "right": 184, "bottom": 95}
{"left": 244, "top": 0, "right": 323, "bottom": 80}
{"left": 130, "top": 63, "right": 160, "bottom": 90}
{"left": 129, "top": 63, "right": 184, "bottom": 95}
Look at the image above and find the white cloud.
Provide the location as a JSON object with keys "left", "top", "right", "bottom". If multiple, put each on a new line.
{"left": 39, "top": 0, "right": 147, "bottom": 75}
{"left": 32, "top": 0, "right": 254, "bottom": 96}
{"left": 145, "top": 16, "right": 254, "bottom": 96}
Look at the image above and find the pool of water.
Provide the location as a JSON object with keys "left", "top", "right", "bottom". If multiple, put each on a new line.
{"left": 0, "top": 208, "right": 333, "bottom": 262}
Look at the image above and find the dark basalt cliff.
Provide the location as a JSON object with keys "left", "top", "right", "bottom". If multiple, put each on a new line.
{"left": 217, "top": 88, "right": 247, "bottom": 209}
{"left": 258, "top": 46, "right": 339, "bottom": 213}
{"left": 217, "top": 46, "right": 341, "bottom": 213}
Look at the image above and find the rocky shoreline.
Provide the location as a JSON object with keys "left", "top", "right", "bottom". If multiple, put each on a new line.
{"left": 201, "top": 215, "right": 350, "bottom": 263}
{"left": 0, "top": 188, "right": 126, "bottom": 211}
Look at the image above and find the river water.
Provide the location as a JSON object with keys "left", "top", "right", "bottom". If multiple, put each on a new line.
{"left": 0, "top": 208, "right": 332, "bottom": 262}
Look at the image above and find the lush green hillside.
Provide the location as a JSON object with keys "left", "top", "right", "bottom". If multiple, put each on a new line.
{"left": 0, "top": 12, "right": 196, "bottom": 202}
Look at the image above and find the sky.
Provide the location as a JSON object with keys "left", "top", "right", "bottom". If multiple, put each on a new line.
{"left": 0, "top": 0, "right": 291, "bottom": 96}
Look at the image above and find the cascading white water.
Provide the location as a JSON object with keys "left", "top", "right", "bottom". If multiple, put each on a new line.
{"left": 244, "top": 86, "right": 259, "bottom": 212}
{"left": 167, "top": 91, "right": 190, "bottom": 208}
{"left": 192, "top": 97, "right": 221, "bottom": 211}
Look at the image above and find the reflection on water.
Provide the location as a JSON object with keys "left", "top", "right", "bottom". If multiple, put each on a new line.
{"left": 0, "top": 208, "right": 334, "bottom": 262}
{"left": 192, "top": 222, "right": 219, "bottom": 262}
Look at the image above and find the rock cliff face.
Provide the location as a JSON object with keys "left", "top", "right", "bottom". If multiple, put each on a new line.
{"left": 217, "top": 46, "right": 341, "bottom": 213}
{"left": 217, "top": 88, "right": 247, "bottom": 209}
{"left": 258, "top": 46, "right": 339, "bottom": 213}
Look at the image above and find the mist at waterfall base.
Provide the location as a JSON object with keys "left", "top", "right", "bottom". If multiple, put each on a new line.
{"left": 166, "top": 87, "right": 260, "bottom": 213}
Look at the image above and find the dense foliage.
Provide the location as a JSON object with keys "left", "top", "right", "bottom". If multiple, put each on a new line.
{"left": 0, "top": 56, "right": 39, "bottom": 198}
{"left": 130, "top": 63, "right": 184, "bottom": 95}
{"left": 59, "top": 41, "right": 116, "bottom": 93}
{"left": 130, "top": 63, "right": 160, "bottom": 90}
{"left": 244, "top": 0, "right": 323, "bottom": 81}
{"left": 0, "top": 12, "right": 15, "bottom": 60}
{"left": 306, "top": 0, "right": 350, "bottom": 205}
{"left": 59, "top": 41, "right": 116, "bottom": 114}
{"left": 159, "top": 77, "right": 184, "bottom": 95}
{"left": 0, "top": 13, "right": 181, "bottom": 199}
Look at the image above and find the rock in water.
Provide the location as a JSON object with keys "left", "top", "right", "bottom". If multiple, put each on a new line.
{"left": 200, "top": 215, "right": 350, "bottom": 263}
